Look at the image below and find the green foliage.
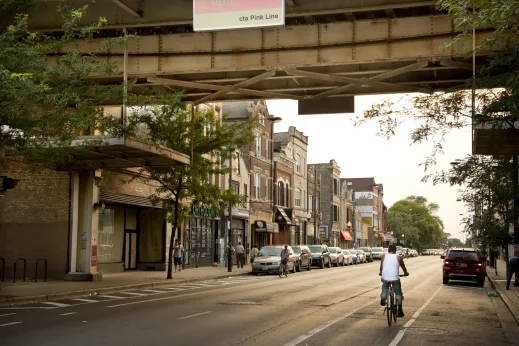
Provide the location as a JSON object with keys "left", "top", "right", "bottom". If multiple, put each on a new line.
{"left": 388, "top": 196, "right": 445, "bottom": 249}
{"left": 435, "top": 155, "right": 514, "bottom": 249}
{"left": 0, "top": 5, "right": 131, "bottom": 167}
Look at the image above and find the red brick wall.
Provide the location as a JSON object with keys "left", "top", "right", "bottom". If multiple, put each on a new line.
{"left": 0, "top": 162, "right": 70, "bottom": 280}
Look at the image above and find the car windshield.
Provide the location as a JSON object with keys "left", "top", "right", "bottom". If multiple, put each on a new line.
{"left": 357, "top": 250, "right": 364, "bottom": 253}
{"left": 447, "top": 251, "right": 479, "bottom": 260}
{"left": 342, "top": 250, "right": 350, "bottom": 255}
{"left": 258, "top": 247, "right": 282, "bottom": 257}
{"left": 372, "top": 247, "right": 383, "bottom": 252}
{"left": 309, "top": 246, "right": 323, "bottom": 253}
{"left": 328, "top": 248, "right": 338, "bottom": 253}
{"left": 360, "top": 247, "right": 369, "bottom": 252}
{"left": 291, "top": 246, "right": 302, "bottom": 254}
{"left": 396, "top": 246, "right": 403, "bottom": 252}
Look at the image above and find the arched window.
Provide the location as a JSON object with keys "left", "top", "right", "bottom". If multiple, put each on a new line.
{"left": 286, "top": 184, "right": 290, "bottom": 207}
{"left": 278, "top": 181, "right": 285, "bottom": 206}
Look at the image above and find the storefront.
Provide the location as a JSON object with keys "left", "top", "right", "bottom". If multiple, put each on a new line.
{"left": 97, "top": 192, "right": 167, "bottom": 273}
{"left": 184, "top": 204, "right": 218, "bottom": 268}
{"left": 273, "top": 207, "right": 293, "bottom": 245}
{"left": 339, "top": 230, "right": 353, "bottom": 249}
{"left": 253, "top": 220, "right": 278, "bottom": 248}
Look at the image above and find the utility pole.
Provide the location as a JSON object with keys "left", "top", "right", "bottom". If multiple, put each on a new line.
{"left": 228, "top": 152, "right": 233, "bottom": 273}
{"left": 351, "top": 188, "right": 355, "bottom": 248}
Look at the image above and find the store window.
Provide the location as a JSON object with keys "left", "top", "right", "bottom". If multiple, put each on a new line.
{"left": 98, "top": 207, "right": 124, "bottom": 263}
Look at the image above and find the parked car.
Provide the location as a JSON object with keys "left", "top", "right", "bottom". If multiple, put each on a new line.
{"left": 396, "top": 246, "right": 403, "bottom": 257}
{"left": 422, "top": 249, "right": 432, "bottom": 256}
{"left": 442, "top": 248, "right": 486, "bottom": 286}
{"left": 354, "top": 249, "right": 367, "bottom": 263}
{"left": 251, "top": 245, "right": 298, "bottom": 275}
{"left": 359, "top": 247, "right": 374, "bottom": 262}
{"left": 328, "top": 247, "right": 346, "bottom": 266}
{"left": 342, "top": 250, "right": 355, "bottom": 265}
{"left": 291, "top": 245, "right": 312, "bottom": 271}
{"left": 308, "top": 245, "right": 332, "bottom": 269}
{"left": 371, "top": 247, "right": 385, "bottom": 260}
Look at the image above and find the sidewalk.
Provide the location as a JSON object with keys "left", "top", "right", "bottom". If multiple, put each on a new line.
{"left": 486, "top": 258, "right": 519, "bottom": 326}
{"left": 0, "top": 266, "right": 251, "bottom": 306}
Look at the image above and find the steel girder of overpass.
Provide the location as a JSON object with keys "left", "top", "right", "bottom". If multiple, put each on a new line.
{"left": 35, "top": 0, "right": 499, "bottom": 104}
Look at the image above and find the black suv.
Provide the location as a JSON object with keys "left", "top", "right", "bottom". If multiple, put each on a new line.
{"left": 308, "top": 245, "right": 332, "bottom": 269}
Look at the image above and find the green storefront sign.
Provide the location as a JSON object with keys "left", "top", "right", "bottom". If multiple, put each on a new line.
{"left": 192, "top": 204, "right": 219, "bottom": 218}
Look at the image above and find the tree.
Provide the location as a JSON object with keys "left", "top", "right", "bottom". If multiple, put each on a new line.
{"left": 388, "top": 196, "right": 445, "bottom": 250}
{"left": 0, "top": 4, "right": 129, "bottom": 168}
{"left": 128, "top": 93, "right": 257, "bottom": 279}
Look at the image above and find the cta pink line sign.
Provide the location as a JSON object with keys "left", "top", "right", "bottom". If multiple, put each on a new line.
{"left": 193, "top": 0, "right": 285, "bottom": 31}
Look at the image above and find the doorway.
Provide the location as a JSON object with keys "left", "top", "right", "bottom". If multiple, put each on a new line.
{"left": 124, "top": 231, "right": 137, "bottom": 270}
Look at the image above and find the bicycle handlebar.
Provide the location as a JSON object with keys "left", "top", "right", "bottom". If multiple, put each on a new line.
{"left": 378, "top": 273, "right": 409, "bottom": 277}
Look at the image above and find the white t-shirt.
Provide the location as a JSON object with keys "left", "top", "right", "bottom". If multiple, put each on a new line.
{"left": 382, "top": 253, "right": 400, "bottom": 281}
{"left": 174, "top": 245, "right": 184, "bottom": 258}
{"left": 235, "top": 245, "right": 245, "bottom": 254}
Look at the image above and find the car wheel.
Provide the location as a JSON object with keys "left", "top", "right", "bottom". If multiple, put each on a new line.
{"left": 334, "top": 260, "right": 338, "bottom": 267}
{"left": 443, "top": 277, "right": 449, "bottom": 285}
{"left": 253, "top": 272, "right": 259, "bottom": 276}
{"left": 296, "top": 261, "right": 301, "bottom": 272}
{"left": 477, "top": 278, "right": 485, "bottom": 287}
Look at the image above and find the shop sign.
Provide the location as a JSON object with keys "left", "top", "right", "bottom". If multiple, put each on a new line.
{"left": 192, "top": 204, "right": 219, "bottom": 218}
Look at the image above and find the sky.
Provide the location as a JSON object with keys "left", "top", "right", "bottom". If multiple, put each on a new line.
{"left": 266, "top": 95, "right": 472, "bottom": 241}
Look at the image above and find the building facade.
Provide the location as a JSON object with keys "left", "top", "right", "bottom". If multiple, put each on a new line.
{"left": 307, "top": 166, "right": 322, "bottom": 245}
{"left": 222, "top": 101, "right": 278, "bottom": 253}
{"left": 308, "top": 160, "right": 341, "bottom": 246}
{"left": 272, "top": 140, "right": 294, "bottom": 245}
{"left": 274, "top": 126, "right": 310, "bottom": 245}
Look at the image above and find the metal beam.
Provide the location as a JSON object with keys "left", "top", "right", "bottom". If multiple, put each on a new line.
{"left": 194, "top": 71, "right": 276, "bottom": 105}
{"left": 111, "top": 0, "right": 141, "bottom": 18}
{"left": 284, "top": 68, "right": 428, "bottom": 93}
{"left": 313, "top": 61, "right": 429, "bottom": 99}
{"left": 440, "top": 59, "right": 482, "bottom": 71}
{"left": 285, "top": 0, "right": 297, "bottom": 7}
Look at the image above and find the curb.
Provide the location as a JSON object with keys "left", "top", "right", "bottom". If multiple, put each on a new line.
{"left": 0, "top": 272, "right": 250, "bottom": 307}
{"left": 487, "top": 273, "right": 519, "bottom": 326}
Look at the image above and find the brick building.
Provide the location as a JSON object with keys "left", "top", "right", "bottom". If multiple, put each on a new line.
{"left": 307, "top": 166, "right": 322, "bottom": 245}
{"left": 308, "top": 160, "right": 341, "bottom": 246}
{"left": 272, "top": 136, "right": 294, "bottom": 245}
{"left": 274, "top": 126, "right": 310, "bottom": 245}
{"left": 222, "top": 101, "right": 278, "bottom": 251}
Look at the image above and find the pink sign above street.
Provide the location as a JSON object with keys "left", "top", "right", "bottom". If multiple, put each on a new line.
{"left": 193, "top": 0, "right": 285, "bottom": 32}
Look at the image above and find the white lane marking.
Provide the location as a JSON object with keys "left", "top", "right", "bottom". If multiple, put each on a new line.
{"left": 388, "top": 285, "right": 443, "bottom": 346}
{"left": 107, "top": 285, "right": 245, "bottom": 308}
{"left": 42, "top": 302, "right": 71, "bottom": 308}
{"left": 59, "top": 312, "right": 77, "bottom": 316}
{"left": 141, "top": 290, "right": 169, "bottom": 294}
{"left": 72, "top": 298, "right": 99, "bottom": 303}
{"left": 283, "top": 300, "right": 375, "bottom": 346}
{"left": 0, "top": 322, "right": 22, "bottom": 327}
{"left": 0, "top": 313, "right": 17, "bottom": 317}
{"left": 388, "top": 330, "right": 406, "bottom": 346}
{"left": 98, "top": 295, "right": 125, "bottom": 299}
{"left": 119, "top": 291, "right": 148, "bottom": 296}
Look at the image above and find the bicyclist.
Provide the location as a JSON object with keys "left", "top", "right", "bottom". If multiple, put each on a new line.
{"left": 280, "top": 244, "right": 290, "bottom": 274}
{"left": 379, "top": 244, "right": 409, "bottom": 317}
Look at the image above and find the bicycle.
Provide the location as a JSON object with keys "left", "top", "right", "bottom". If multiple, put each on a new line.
{"left": 279, "top": 259, "right": 289, "bottom": 277}
{"left": 382, "top": 273, "right": 408, "bottom": 326}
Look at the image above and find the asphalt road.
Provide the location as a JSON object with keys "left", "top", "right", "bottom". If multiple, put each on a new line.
{"left": 0, "top": 256, "right": 517, "bottom": 346}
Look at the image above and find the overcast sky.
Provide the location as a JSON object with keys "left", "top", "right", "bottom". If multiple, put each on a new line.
{"left": 267, "top": 95, "right": 472, "bottom": 241}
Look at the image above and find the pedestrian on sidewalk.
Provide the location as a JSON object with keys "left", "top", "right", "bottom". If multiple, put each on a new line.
{"left": 173, "top": 239, "right": 184, "bottom": 273}
{"left": 236, "top": 242, "right": 245, "bottom": 268}
{"left": 251, "top": 244, "right": 260, "bottom": 265}
{"left": 507, "top": 247, "right": 519, "bottom": 290}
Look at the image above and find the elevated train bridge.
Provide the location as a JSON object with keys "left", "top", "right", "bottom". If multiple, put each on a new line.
{"left": 31, "top": 0, "right": 499, "bottom": 114}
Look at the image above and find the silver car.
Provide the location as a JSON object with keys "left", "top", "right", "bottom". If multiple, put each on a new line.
{"left": 251, "top": 245, "right": 297, "bottom": 275}
{"left": 342, "top": 250, "right": 355, "bottom": 265}
{"left": 371, "top": 247, "right": 385, "bottom": 260}
{"left": 328, "top": 247, "right": 346, "bottom": 267}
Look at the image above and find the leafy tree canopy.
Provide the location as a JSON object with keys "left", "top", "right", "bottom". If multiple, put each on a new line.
{"left": 388, "top": 196, "right": 445, "bottom": 249}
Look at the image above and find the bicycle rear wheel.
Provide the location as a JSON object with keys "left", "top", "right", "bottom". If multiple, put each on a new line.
{"left": 386, "top": 289, "right": 392, "bottom": 326}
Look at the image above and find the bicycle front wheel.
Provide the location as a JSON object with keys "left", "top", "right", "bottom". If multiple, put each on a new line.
{"left": 391, "top": 292, "right": 397, "bottom": 323}
{"left": 386, "top": 290, "right": 392, "bottom": 326}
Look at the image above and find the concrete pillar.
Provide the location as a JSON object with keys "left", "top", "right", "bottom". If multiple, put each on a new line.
{"left": 69, "top": 172, "right": 80, "bottom": 273}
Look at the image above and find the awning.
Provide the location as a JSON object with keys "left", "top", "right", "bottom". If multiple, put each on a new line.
{"left": 340, "top": 230, "right": 353, "bottom": 241}
{"left": 275, "top": 207, "right": 292, "bottom": 225}
{"left": 100, "top": 191, "right": 160, "bottom": 208}
{"left": 56, "top": 136, "right": 190, "bottom": 170}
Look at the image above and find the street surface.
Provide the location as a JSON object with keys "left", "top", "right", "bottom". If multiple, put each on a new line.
{"left": 0, "top": 257, "right": 516, "bottom": 346}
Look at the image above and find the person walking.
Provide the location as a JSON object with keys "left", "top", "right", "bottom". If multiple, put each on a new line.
{"left": 506, "top": 247, "right": 519, "bottom": 290}
{"left": 251, "top": 244, "right": 260, "bottom": 265}
{"left": 173, "top": 239, "right": 184, "bottom": 273}
{"left": 235, "top": 242, "right": 245, "bottom": 268}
